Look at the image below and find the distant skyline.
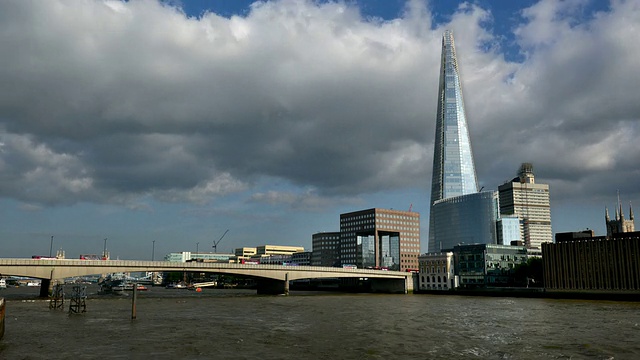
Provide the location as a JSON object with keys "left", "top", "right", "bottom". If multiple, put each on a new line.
{"left": 0, "top": 0, "right": 638, "bottom": 259}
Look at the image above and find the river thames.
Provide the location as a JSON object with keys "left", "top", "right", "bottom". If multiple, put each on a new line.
{"left": 1, "top": 285, "right": 639, "bottom": 359}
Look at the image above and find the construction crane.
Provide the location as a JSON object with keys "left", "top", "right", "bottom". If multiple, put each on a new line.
{"left": 212, "top": 229, "right": 229, "bottom": 253}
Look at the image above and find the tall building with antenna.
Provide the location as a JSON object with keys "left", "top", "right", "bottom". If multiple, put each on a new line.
{"left": 498, "top": 163, "right": 552, "bottom": 249}
{"left": 428, "top": 30, "right": 498, "bottom": 252}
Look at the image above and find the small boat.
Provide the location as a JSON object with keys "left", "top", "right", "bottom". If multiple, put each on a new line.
{"left": 99, "top": 278, "right": 125, "bottom": 293}
{"left": 166, "top": 282, "right": 188, "bottom": 289}
{"left": 26, "top": 280, "right": 42, "bottom": 287}
{"left": 0, "top": 279, "right": 6, "bottom": 289}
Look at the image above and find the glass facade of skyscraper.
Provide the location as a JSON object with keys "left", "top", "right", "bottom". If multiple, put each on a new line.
{"left": 429, "top": 30, "right": 479, "bottom": 252}
{"left": 431, "top": 191, "right": 499, "bottom": 251}
{"left": 497, "top": 216, "right": 521, "bottom": 245}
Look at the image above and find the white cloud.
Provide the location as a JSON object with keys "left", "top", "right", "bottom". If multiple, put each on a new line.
{"left": 0, "top": 0, "right": 638, "bottom": 212}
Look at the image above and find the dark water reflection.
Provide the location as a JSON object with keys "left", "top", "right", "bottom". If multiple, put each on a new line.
{"left": 1, "top": 285, "right": 639, "bottom": 359}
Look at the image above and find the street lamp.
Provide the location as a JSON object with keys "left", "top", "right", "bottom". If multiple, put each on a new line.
{"left": 49, "top": 236, "right": 54, "bottom": 258}
{"left": 196, "top": 242, "right": 199, "bottom": 257}
{"left": 152, "top": 240, "right": 155, "bottom": 261}
{"left": 103, "top": 238, "right": 108, "bottom": 260}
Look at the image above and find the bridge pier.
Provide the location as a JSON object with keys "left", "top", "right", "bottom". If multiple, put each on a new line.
{"left": 39, "top": 279, "right": 52, "bottom": 298}
{"left": 369, "top": 278, "right": 410, "bottom": 294}
{"left": 256, "top": 274, "right": 289, "bottom": 295}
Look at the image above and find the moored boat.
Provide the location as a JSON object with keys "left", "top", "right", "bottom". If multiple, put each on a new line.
{"left": 166, "top": 282, "right": 188, "bottom": 289}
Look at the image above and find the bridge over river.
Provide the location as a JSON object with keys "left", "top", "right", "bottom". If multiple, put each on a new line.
{"left": 0, "top": 259, "right": 414, "bottom": 296}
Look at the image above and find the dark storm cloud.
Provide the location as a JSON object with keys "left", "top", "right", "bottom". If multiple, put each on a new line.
{"left": 0, "top": 0, "right": 638, "bottom": 209}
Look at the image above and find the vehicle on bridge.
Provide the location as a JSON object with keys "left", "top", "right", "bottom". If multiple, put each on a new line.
{"left": 79, "top": 254, "right": 104, "bottom": 260}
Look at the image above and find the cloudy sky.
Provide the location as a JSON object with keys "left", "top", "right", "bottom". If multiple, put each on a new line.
{"left": 1, "top": 0, "right": 638, "bottom": 259}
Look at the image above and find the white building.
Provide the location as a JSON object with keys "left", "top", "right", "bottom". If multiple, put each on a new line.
{"left": 418, "top": 252, "right": 457, "bottom": 291}
{"left": 498, "top": 163, "right": 552, "bottom": 250}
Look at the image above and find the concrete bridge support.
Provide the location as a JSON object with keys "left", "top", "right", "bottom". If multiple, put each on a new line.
{"left": 39, "top": 279, "right": 52, "bottom": 298}
{"left": 370, "top": 278, "right": 410, "bottom": 294}
{"left": 256, "top": 274, "right": 289, "bottom": 295}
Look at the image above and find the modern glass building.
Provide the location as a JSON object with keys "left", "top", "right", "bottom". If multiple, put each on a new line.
{"left": 454, "top": 243, "right": 528, "bottom": 288}
{"left": 430, "top": 191, "right": 499, "bottom": 251}
{"left": 497, "top": 216, "right": 521, "bottom": 245}
{"left": 429, "top": 30, "right": 479, "bottom": 252}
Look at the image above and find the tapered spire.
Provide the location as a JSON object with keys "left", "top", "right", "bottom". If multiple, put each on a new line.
{"left": 428, "top": 30, "right": 479, "bottom": 252}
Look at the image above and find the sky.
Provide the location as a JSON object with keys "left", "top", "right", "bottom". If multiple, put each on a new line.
{"left": 1, "top": 0, "right": 638, "bottom": 260}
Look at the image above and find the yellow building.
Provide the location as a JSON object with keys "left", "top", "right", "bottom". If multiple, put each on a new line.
{"left": 256, "top": 245, "right": 305, "bottom": 256}
{"left": 235, "top": 247, "right": 257, "bottom": 257}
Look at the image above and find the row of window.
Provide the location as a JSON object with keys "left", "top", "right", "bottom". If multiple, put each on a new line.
{"left": 421, "top": 284, "right": 448, "bottom": 289}
{"left": 340, "top": 213, "right": 418, "bottom": 223}
{"left": 422, "top": 275, "right": 448, "bottom": 283}
{"left": 341, "top": 225, "right": 419, "bottom": 234}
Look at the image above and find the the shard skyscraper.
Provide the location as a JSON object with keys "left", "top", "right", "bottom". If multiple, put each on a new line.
{"left": 428, "top": 30, "right": 480, "bottom": 252}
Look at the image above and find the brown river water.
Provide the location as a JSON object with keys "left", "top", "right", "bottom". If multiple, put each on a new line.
{"left": 1, "top": 285, "right": 639, "bottom": 359}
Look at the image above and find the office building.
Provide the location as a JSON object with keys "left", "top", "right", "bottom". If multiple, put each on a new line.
{"left": 498, "top": 163, "right": 552, "bottom": 249}
{"left": 497, "top": 216, "right": 521, "bottom": 245}
{"left": 312, "top": 232, "right": 340, "bottom": 266}
{"left": 543, "top": 232, "right": 640, "bottom": 291}
{"left": 418, "top": 252, "right": 456, "bottom": 290}
{"left": 340, "top": 208, "right": 420, "bottom": 271}
{"left": 454, "top": 244, "right": 528, "bottom": 288}
{"left": 257, "top": 254, "right": 292, "bottom": 265}
{"left": 555, "top": 230, "right": 595, "bottom": 243}
{"left": 291, "top": 251, "right": 312, "bottom": 266}
{"left": 235, "top": 247, "right": 257, "bottom": 257}
{"left": 428, "top": 30, "right": 480, "bottom": 252}
{"left": 256, "top": 245, "right": 305, "bottom": 256}
{"left": 164, "top": 252, "right": 234, "bottom": 263}
{"left": 430, "top": 191, "right": 500, "bottom": 251}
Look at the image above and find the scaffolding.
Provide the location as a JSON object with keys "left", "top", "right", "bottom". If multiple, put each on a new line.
{"left": 68, "top": 285, "right": 87, "bottom": 314}
{"left": 49, "top": 282, "right": 65, "bottom": 310}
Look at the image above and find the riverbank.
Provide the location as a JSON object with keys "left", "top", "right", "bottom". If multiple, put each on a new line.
{"left": 416, "top": 287, "right": 640, "bottom": 301}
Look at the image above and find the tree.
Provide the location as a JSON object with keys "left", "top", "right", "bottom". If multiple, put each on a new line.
{"left": 513, "top": 257, "right": 544, "bottom": 287}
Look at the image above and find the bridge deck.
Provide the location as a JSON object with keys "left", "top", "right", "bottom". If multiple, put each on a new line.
{"left": 0, "top": 259, "right": 411, "bottom": 282}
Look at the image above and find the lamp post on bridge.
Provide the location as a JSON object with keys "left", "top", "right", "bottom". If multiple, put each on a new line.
{"left": 196, "top": 242, "right": 199, "bottom": 260}
{"left": 152, "top": 240, "right": 155, "bottom": 261}
{"left": 103, "top": 238, "right": 108, "bottom": 260}
{"left": 49, "top": 236, "right": 54, "bottom": 258}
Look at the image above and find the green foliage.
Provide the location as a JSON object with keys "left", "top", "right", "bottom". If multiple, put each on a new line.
{"left": 513, "top": 257, "right": 544, "bottom": 287}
